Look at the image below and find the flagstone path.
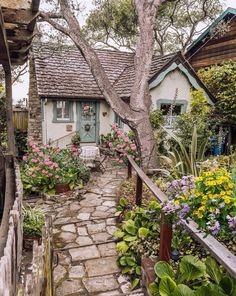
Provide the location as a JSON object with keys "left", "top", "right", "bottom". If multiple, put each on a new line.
{"left": 41, "top": 163, "right": 145, "bottom": 296}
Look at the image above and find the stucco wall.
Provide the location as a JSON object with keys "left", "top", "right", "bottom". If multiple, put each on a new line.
{"left": 41, "top": 69, "right": 197, "bottom": 144}
{"left": 150, "top": 69, "right": 192, "bottom": 111}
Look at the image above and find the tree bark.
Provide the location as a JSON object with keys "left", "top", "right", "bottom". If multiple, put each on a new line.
{"left": 40, "top": 0, "right": 167, "bottom": 168}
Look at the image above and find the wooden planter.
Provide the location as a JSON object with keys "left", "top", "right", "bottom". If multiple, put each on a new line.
{"left": 23, "top": 235, "right": 42, "bottom": 251}
{"left": 55, "top": 183, "right": 70, "bottom": 194}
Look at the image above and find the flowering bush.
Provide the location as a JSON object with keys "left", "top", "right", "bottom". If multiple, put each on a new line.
{"left": 21, "top": 142, "right": 90, "bottom": 195}
{"left": 106, "top": 123, "right": 140, "bottom": 164}
{"left": 162, "top": 168, "right": 236, "bottom": 243}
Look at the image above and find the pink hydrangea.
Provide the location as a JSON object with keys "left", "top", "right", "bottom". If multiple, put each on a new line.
{"left": 124, "top": 138, "right": 129, "bottom": 143}
{"left": 22, "top": 156, "right": 27, "bottom": 161}
{"left": 55, "top": 175, "right": 59, "bottom": 179}
{"left": 39, "top": 152, "right": 44, "bottom": 157}
{"left": 56, "top": 168, "right": 60, "bottom": 172}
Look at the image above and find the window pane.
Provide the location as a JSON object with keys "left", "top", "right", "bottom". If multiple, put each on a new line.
{"left": 160, "top": 104, "right": 171, "bottom": 115}
{"left": 160, "top": 104, "right": 182, "bottom": 115}
{"left": 63, "top": 101, "right": 70, "bottom": 118}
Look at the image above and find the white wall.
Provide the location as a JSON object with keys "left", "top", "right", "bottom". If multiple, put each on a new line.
{"left": 42, "top": 69, "right": 197, "bottom": 144}
{"left": 150, "top": 69, "right": 192, "bottom": 111}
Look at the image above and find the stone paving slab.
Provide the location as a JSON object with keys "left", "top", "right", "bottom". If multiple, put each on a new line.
{"left": 41, "top": 163, "right": 145, "bottom": 295}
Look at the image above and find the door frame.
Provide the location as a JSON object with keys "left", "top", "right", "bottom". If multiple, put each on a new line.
{"left": 76, "top": 100, "right": 100, "bottom": 144}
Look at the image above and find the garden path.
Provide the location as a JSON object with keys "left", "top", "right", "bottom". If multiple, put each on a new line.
{"left": 41, "top": 163, "right": 145, "bottom": 296}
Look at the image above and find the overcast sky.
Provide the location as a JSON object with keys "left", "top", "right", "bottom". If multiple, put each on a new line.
{"left": 12, "top": 0, "right": 236, "bottom": 104}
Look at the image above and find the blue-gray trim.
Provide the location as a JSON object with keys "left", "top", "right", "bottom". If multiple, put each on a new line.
{"left": 52, "top": 100, "right": 74, "bottom": 123}
{"left": 156, "top": 99, "right": 188, "bottom": 113}
{"left": 188, "top": 7, "right": 236, "bottom": 51}
{"left": 114, "top": 113, "right": 124, "bottom": 128}
{"left": 149, "top": 61, "right": 214, "bottom": 105}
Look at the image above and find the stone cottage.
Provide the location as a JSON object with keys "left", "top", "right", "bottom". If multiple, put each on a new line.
{"left": 28, "top": 45, "right": 215, "bottom": 147}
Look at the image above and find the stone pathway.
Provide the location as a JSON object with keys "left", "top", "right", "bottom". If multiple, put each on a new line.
{"left": 41, "top": 164, "right": 145, "bottom": 296}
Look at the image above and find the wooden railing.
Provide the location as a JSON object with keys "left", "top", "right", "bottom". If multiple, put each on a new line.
{"left": 127, "top": 155, "right": 236, "bottom": 279}
{"left": 49, "top": 131, "right": 77, "bottom": 148}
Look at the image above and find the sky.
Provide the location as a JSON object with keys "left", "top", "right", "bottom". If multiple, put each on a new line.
{"left": 12, "top": 0, "right": 236, "bottom": 104}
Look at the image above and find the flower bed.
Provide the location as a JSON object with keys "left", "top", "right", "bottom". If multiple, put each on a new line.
{"left": 21, "top": 142, "right": 90, "bottom": 195}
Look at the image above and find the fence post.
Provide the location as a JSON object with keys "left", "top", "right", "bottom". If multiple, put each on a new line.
{"left": 127, "top": 161, "right": 132, "bottom": 179}
{"left": 159, "top": 213, "right": 172, "bottom": 262}
{"left": 136, "top": 175, "right": 143, "bottom": 206}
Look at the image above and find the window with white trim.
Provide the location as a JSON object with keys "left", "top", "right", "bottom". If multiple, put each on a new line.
{"left": 56, "top": 100, "right": 70, "bottom": 120}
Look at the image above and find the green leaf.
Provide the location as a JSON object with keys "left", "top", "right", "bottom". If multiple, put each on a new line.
{"left": 124, "top": 220, "right": 138, "bottom": 235}
{"left": 116, "top": 241, "right": 129, "bottom": 254}
{"left": 220, "top": 276, "right": 233, "bottom": 295}
{"left": 149, "top": 282, "right": 159, "bottom": 295}
{"left": 195, "top": 285, "right": 227, "bottom": 296}
{"left": 159, "top": 276, "right": 177, "bottom": 296}
{"left": 114, "top": 229, "right": 125, "bottom": 238}
{"left": 131, "top": 278, "right": 140, "bottom": 290}
{"left": 173, "top": 284, "right": 195, "bottom": 296}
{"left": 126, "top": 257, "right": 136, "bottom": 267}
{"left": 119, "top": 256, "right": 128, "bottom": 267}
{"left": 138, "top": 227, "right": 149, "bottom": 238}
{"left": 154, "top": 261, "right": 175, "bottom": 279}
{"left": 205, "top": 257, "right": 222, "bottom": 284}
{"left": 119, "top": 197, "right": 128, "bottom": 207}
{"left": 121, "top": 266, "right": 133, "bottom": 274}
{"left": 136, "top": 266, "right": 142, "bottom": 275}
{"left": 179, "top": 255, "right": 206, "bottom": 282}
{"left": 123, "top": 235, "right": 138, "bottom": 242}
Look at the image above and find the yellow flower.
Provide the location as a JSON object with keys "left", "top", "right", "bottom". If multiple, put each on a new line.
{"left": 224, "top": 198, "right": 231, "bottom": 204}
{"left": 197, "top": 213, "right": 203, "bottom": 219}
{"left": 174, "top": 200, "right": 180, "bottom": 205}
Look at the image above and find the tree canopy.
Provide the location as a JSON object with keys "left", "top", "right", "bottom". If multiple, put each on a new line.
{"left": 83, "top": 0, "right": 223, "bottom": 54}
{"left": 198, "top": 61, "right": 236, "bottom": 126}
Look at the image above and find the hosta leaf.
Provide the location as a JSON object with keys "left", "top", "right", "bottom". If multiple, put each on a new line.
{"left": 131, "top": 278, "right": 140, "bottom": 290}
{"left": 123, "top": 235, "right": 137, "bottom": 242}
{"left": 119, "top": 256, "right": 127, "bottom": 267}
{"left": 114, "top": 229, "right": 125, "bottom": 238}
{"left": 149, "top": 282, "right": 159, "bottom": 294}
{"left": 124, "top": 220, "right": 138, "bottom": 235}
{"left": 121, "top": 266, "right": 133, "bottom": 274}
{"left": 159, "top": 276, "right": 177, "bottom": 296}
{"left": 126, "top": 257, "right": 136, "bottom": 267}
{"left": 119, "top": 197, "right": 128, "bottom": 207}
{"left": 136, "top": 266, "right": 142, "bottom": 275}
{"left": 138, "top": 227, "right": 149, "bottom": 238}
{"left": 205, "top": 257, "right": 222, "bottom": 284}
{"left": 179, "top": 255, "right": 206, "bottom": 281}
{"left": 154, "top": 261, "right": 175, "bottom": 279}
{"left": 195, "top": 285, "right": 227, "bottom": 296}
{"left": 173, "top": 284, "right": 195, "bottom": 296}
{"left": 116, "top": 241, "right": 129, "bottom": 254}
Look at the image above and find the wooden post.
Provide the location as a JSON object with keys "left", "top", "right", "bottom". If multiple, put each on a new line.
{"left": 127, "top": 161, "right": 132, "bottom": 179}
{"left": 136, "top": 175, "right": 143, "bottom": 206}
{"left": 4, "top": 65, "right": 16, "bottom": 155}
{"left": 159, "top": 213, "right": 172, "bottom": 262}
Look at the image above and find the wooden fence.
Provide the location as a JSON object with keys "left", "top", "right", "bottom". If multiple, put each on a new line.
{"left": 18, "top": 218, "right": 53, "bottom": 296}
{"left": 0, "top": 161, "right": 23, "bottom": 296}
{"left": 13, "top": 108, "right": 28, "bottom": 130}
{"left": 127, "top": 155, "right": 236, "bottom": 279}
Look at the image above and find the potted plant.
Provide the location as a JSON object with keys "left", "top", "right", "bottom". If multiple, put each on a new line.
{"left": 23, "top": 204, "right": 45, "bottom": 250}
{"left": 71, "top": 132, "right": 81, "bottom": 147}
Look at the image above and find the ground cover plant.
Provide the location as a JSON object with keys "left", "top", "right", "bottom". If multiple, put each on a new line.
{"left": 23, "top": 204, "right": 45, "bottom": 238}
{"left": 150, "top": 255, "right": 236, "bottom": 295}
{"left": 21, "top": 142, "right": 90, "bottom": 195}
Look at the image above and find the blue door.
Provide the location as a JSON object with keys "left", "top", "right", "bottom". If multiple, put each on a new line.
{"left": 76, "top": 101, "right": 99, "bottom": 143}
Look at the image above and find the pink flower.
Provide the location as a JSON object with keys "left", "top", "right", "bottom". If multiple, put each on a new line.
{"left": 54, "top": 163, "right": 58, "bottom": 168}
{"left": 125, "top": 147, "right": 129, "bottom": 151}
{"left": 32, "top": 148, "right": 39, "bottom": 153}
{"left": 31, "top": 159, "right": 38, "bottom": 163}
{"left": 22, "top": 156, "right": 27, "bottom": 161}
{"left": 124, "top": 138, "right": 129, "bottom": 143}
{"left": 115, "top": 158, "right": 119, "bottom": 162}
{"left": 56, "top": 168, "right": 60, "bottom": 172}
{"left": 49, "top": 173, "right": 53, "bottom": 177}
{"left": 39, "top": 152, "right": 44, "bottom": 157}
{"left": 39, "top": 162, "right": 43, "bottom": 166}
{"left": 131, "top": 145, "right": 137, "bottom": 151}
{"left": 108, "top": 142, "right": 113, "bottom": 148}
{"left": 42, "top": 170, "right": 47, "bottom": 174}
{"left": 123, "top": 153, "right": 127, "bottom": 157}
{"left": 119, "top": 159, "right": 124, "bottom": 163}
{"left": 55, "top": 175, "right": 59, "bottom": 179}
{"left": 136, "top": 158, "right": 140, "bottom": 161}
{"left": 32, "top": 174, "right": 36, "bottom": 178}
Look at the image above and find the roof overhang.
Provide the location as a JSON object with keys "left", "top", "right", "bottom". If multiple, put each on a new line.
{"left": 0, "top": 0, "right": 40, "bottom": 66}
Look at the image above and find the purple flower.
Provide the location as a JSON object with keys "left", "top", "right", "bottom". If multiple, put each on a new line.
{"left": 207, "top": 220, "right": 221, "bottom": 235}
{"left": 227, "top": 215, "right": 236, "bottom": 228}
{"left": 219, "top": 202, "right": 225, "bottom": 208}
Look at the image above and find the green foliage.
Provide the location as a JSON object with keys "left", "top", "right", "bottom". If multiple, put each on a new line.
{"left": 21, "top": 143, "right": 90, "bottom": 195}
{"left": 84, "top": 0, "right": 222, "bottom": 54}
{"left": 151, "top": 256, "right": 236, "bottom": 296}
{"left": 115, "top": 200, "right": 161, "bottom": 287}
{"left": 150, "top": 110, "right": 164, "bottom": 129}
{"left": 0, "top": 93, "right": 7, "bottom": 150}
{"left": 23, "top": 204, "right": 45, "bottom": 237}
{"left": 15, "top": 129, "right": 27, "bottom": 157}
{"left": 198, "top": 61, "right": 236, "bottom": 125}
{"left": 174, "top": 89, "right": 213, "bottom": 149}
{"left": 71, "top": 132, "right": 81, "bottom": 146}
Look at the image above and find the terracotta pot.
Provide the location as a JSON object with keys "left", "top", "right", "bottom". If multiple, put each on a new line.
{"left": 55, "top": 183, "right": 70, "bottom": 194}
{"left": 23, "top": 235, "right": 42, "bottom": 251}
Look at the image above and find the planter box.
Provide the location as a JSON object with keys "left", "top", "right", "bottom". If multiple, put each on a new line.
{"left": 23, "top": 235, "right": 42, "bottom": 251}
{"left": 55, "top": 183, "right": 70, "bottom": 194}
{"left": 141, "top": 258, "right": 157, "bottom": 296}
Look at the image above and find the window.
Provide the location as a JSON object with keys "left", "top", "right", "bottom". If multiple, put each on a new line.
{"left": 53, "top": 100, "right": 73, "bottom": 122}
{"left": 160, "top": 104, "right": 182, "bottom": 116}
{"left": 114, "top": 113, "right": 124, "bottom": 128}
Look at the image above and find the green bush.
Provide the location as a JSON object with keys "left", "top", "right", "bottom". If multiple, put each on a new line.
{"left": 23, "top": 205, "right": 45, "bottom": 237}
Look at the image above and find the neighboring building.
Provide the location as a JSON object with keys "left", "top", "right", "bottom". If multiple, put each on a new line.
{"left": 186, "top": 7, "right": 236, "bottom": 70}
{"left": 28, "top": 46, "right": 215, "bottom": 147}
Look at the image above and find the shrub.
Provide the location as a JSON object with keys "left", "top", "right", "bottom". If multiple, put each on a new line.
{"left": 23, "top": 205, "right": 45, "bottom": 237}
{"left": 21, "top": 142, "right": 90, "bottom": 195}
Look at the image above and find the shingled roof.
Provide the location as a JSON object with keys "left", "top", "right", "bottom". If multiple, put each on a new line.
{"left": 33, "top": 45, "right": 177, "bottom": 99}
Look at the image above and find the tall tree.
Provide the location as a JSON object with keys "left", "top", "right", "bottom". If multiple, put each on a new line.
{"left": 83, "top": 0, "right": 223, "bottom": 54}
{"left": 40, "top": 0, "right": 170, "bottom": 168}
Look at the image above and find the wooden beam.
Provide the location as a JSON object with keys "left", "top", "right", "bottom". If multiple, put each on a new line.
{"left": 2, "top": 7, "right": 34, "bottom": 25}
{"left": 0, "top": 7, "right": 11, "bottom": 66}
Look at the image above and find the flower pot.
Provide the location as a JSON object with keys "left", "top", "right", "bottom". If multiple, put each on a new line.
{"left": 55, "top": 183, "right": 70, "bottom": 194}
{"left": 23, "top": 234, "right": 42, "bottom": 251}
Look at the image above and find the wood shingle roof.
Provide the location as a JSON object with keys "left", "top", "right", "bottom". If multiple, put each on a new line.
{"left": 34, "top": 45, "right": 176, "bottom": 99}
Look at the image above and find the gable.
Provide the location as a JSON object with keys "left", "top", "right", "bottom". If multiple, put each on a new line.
{"left": 149, "top": 61, "right": 214, "bottom": 105}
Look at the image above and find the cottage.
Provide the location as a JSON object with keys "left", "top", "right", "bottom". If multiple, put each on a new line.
{"left": 186, "top": 7, "right": 236, "bottom": 70}
{"left": 28, "top": 46, "right": 215, "bottom": 147}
